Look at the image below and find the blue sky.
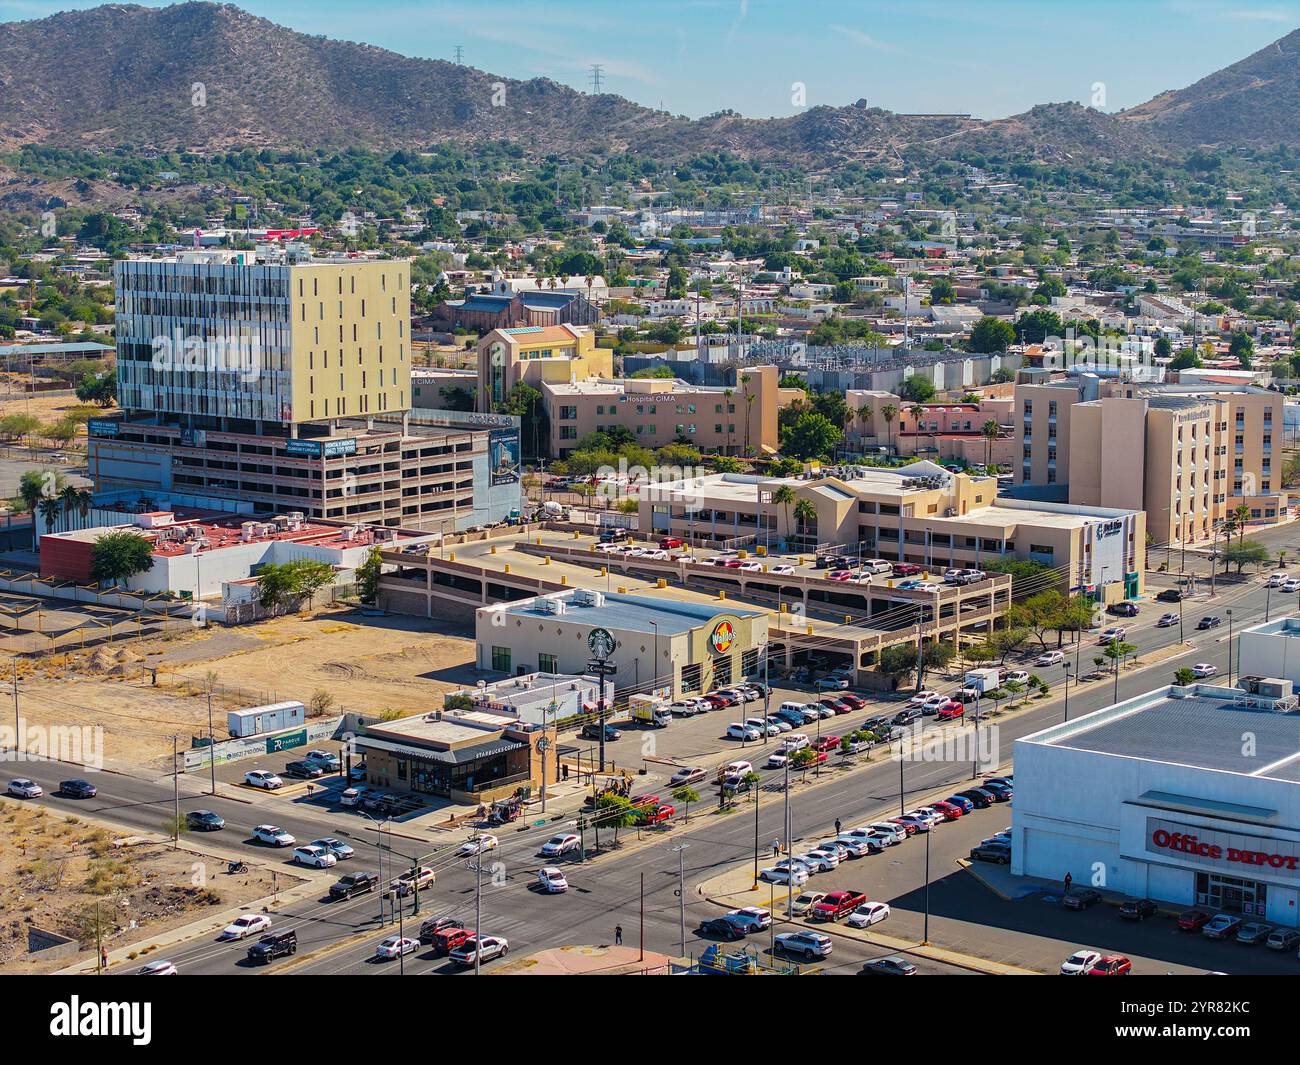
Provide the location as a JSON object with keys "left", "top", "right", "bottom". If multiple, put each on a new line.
{"left": 2, "top": 0, "right": 1297, "bottom": 119}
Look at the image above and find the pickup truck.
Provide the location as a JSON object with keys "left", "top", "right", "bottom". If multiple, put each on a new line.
{"left": 389, "top": 866, "right": 436, "bottom": 896}
{"left": 329, "top": 871, "right": 379, "bottom": 900}
{"left": 811, "top": 890, "right": 869, "bottom": 922}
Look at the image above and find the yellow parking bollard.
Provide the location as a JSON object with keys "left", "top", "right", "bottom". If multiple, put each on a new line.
{"left": 618, "top": 586, "right": 627, "bottom": 594}
{"left": 561, "top": 575, "right": 568, "bottom": 586}
{"left": 503, "top": 563, "right": 510, "bottom": 573}
{"left": 543, "top": 556, "right": 551, "bottom": 565}
{"left": 448, "top": 552, "right": 455, "bottom": 561}
{"left": 845, "top": 615, "right": 851, "bottom": 624}
{"left": 601, "top": 567, "right": 608, "bottom": 576}
{"left": 780, "top": 603, "right": 788, "bottom": 613}
{"left": 718, "top": 590, "right": 727, "bottom": 600}
{"left": 657, "top": 578, "right": 667, "bottom": 588}
{"left": 806, "top": 624, "right": 814, "bottom": 635}
{"left": 490, "top": 545, "right": 496, "bottom": 554}
{"left": 573, "top": 530, "right": 580, "bottom": 539}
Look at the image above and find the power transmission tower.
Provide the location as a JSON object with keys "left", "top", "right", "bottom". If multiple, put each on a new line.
{"left": 453, "top": 45, "right": 464, "bottom": 64}
{"left": 589, "top": 63, "right": 605, "bottom": 93}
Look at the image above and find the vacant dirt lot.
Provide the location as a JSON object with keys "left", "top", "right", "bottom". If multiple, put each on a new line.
{"left": 0, "top": 800, "right": 280, "bottom": 974}
{"left": 16, "top": 606, "right": 477, "bottom": 768}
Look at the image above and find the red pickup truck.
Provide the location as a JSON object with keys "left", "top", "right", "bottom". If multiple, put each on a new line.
{"left": 812, "top": 890, "right": 868, "bottom": 922}
{"left": 430, "top": 926, "right": 476, "bottom": 956}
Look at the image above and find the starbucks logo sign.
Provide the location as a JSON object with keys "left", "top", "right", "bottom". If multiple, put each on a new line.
{"left": 588, "top": 627, "right": 616, "bottom": 659}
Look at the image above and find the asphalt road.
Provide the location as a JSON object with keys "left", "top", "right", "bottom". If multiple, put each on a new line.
{"left": 6, "top": 568, "right": 1290, "bottom": 975}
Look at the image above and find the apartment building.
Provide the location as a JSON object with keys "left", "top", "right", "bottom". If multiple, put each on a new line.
{"left": 475, "top": 324, "right": 612, "bottom": 412}
{"left": 639, "top": 461, "right": 1145, "bottom": 601}
{"left": 849, "top": 390, "right": 1015, "bottom": 466}
{"left": 544, "top": 365, "right": 781, "bottom": 458}
{"left": 1015, "top": 382, "right": 1081, "bottom": 487}
{"left": 92, "top": 247, "right": 520, "bottom": 531}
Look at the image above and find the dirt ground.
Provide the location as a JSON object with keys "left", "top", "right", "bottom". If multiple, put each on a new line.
{"left": 0, "top": 800, "right": 281, "bottom": 974}
{"left": 16, "top": 606, "right": 477, "bottom": 768}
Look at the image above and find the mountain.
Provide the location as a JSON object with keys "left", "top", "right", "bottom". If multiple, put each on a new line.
{"left": 1117, "top": 29, "right": 1300, "bottom": 147}
{"left": 0, "top": 3, "right": 1289, "bottom": 163}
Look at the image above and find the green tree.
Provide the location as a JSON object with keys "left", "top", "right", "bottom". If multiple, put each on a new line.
{"left": 1224, "top": 538, "right": 1269, "bottom": 574}
{"left": 880, "top": 403, "right": 898, "bottom": 450}
{"left": 969, "top": 317, "right": 1015, "bottom": 353}
{"left": 772, "top": 484, "right": 796, "bottom": 542}
{"left": 1229, "top": 331, "right": 1254, "bottom": 369}
{"left": 354, "top": 546, "right": 383, "bottom": 605}
{"left": 1174, "top": 667, "right": 1196, "bottom": 686}
{"left": 89, "top": 530, "right": 154, "bottom": 586}
{"left": 899, "top": 376, "right": 936, "bottom": 403}
{"left": 671, "top": 786, "right": 700, "bottom": 823}
{"left": 257, "top": 558, "right": 336, "bottom": 613}
{"left": 782, "top": 412, "right": 842, "bottom": 461}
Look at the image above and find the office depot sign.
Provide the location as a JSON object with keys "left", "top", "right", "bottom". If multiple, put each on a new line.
{"left": 1147, "top": 818, "right": 1300, "bottom": 880}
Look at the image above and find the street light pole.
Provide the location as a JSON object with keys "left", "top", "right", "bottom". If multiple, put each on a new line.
{"left": 1062, "top": 663, "right": 1072, "bottom": 722}
{"left": 672, "top": 843, "right": 688, "bottom": 956}
{"left": 923, "top": 827, "right": 931, "bottom": 945}
{"left": 1227, "top": 609, "right": 1234, "bottom": 687}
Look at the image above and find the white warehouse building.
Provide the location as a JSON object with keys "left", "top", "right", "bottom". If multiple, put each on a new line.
{"left": 1012, "top": 632, "right": 1300, "bottom": 927}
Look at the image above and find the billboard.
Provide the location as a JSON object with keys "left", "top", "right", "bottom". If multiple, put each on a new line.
{"left": 489, "top": 427, "right": 521, "bottom": 485}
{"left": 284, "top": 438, "right": 357, "bottom": 459}
{"left": 87, "top": 418, "right": 120, "bottom": 438}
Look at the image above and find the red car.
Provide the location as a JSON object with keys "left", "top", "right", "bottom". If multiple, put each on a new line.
{"left": 1176, "top": 910, "right": 1212, "bottom": 932}
{"left": 637, "top": 803, "right": 675, "bottom": 825}
{"left": 1087, "top": 954, "right": 1132, "bottom": 976}
{"left": 936, "top": 701, "right": 964, "bottom": 720}
{"left": 821, "top": 698, "right": 853, "bottom": 715}
{"left": 838, "top": 693, "right": 867, "bottom": 709}
{"left": 811, "top": 890, "right": 868, "bottom": 922}
{"left": 430, "top": 926, "right": 476, "bottom": 956}
{"left": 929, "top": 800, "right": 963, "bottom": 820}
{"left": 658, "top": 536, "right": 683, "bottom": 549}
{"left": 812, "top": 735, "right": 840, "bottom": 753}
{"left": 893, "top": 563, "right": 923, "bottom": 577}
{"left": 827, "top": 570, "right": 854, "bottom": 582}
{"left": 704, "top": 692, "right": 735, "bottom": 708}
{"left": 721, "top": 558, "right": 744, "bottom": 569}
{"left": 888, "top": 818, "right": 919, "bottom": 836}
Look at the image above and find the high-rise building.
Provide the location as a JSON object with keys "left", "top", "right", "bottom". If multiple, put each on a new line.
{"left": 91, "top": 247, "right": 520, "bottom": 531}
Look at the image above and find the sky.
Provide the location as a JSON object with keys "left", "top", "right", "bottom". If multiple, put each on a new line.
{"left": 1, "top": 0, "right": 1297, "bottom": 119}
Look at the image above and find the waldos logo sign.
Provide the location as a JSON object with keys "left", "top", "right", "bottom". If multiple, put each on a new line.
{"left": 710, "top": 619, "right": 735, "bottom": 655}
{"left": 588, "top": 627, "right": 616, "bottom": 659}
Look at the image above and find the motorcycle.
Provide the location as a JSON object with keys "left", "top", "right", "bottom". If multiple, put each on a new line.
{"left": 227, "top": 860, "right": 249, "bottom": 875}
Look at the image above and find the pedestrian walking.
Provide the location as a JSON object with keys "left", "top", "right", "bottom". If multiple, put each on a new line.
{"left": 772, "top": 838, "right": 781, "bottom": 857}
{"left": 100, "top": 945, "right": 107, "bottom": 970}
{"left": 1063, "top": 871, "right": 1073, "bottom": 897}
{"left": 305, "top": 783, "right": 314, "bottom": 799}
{"left": 834, "top": 818, "right": 842, "bottom": 835}
{"left": 614, "top": 924, "right": 623, "bottom": 945}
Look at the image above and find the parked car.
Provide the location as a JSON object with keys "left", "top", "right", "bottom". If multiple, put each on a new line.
{"left": 244, "top": 770, "right": 283, "bottom": 790}
{"left": 6, "top": 778, "right": 43, "bottom": 799}
{"left": 580, "top": 722, "right": 621, "bottom": 741}
{"left": 1060, "top": 949, "right": 1103, "bottom": 975}
{"left": 1236, "top": 921, "right": 1273, "bottom": 945}
{"left": 220, "top": 914, "right": 271, "bottom": 940}
{"left": 284, "top": 760, "right": 325, "bottom": 780}
{"left": 658, "top": 536, "right": 683, "bottom": 549}
{"left": 247, "top": 929, "right": 297, "bottom": 964}
{"left": 1118, "top": 898, "right": 1157, "bottom": 921}
{"left": 944, "top": 795, "right": 975, "bottom": 814}
{"left": 929, "top": 800, "right": 963, "bottom": 821}
{"left": 1087, "top": 955, "right": 1132, "bottom": 976}
{"left": 1196, "top": 616, "right": 1222, "bottom": 630}
{"left": 1177, "top": 910, "right": 1213, "bottom": 932}
{"left": 814, "top": 676, "right": 850, "bottom": 691}
{"left": 1265, "top": 927, "right": 1300, "bottom": 951}
{"left": 1202, "top": 914, "right": 1243, "bottom": 939}
{"left": 774, "top": 931, "right": 833, "bottom": 960}
{"left": 726, "top": 723, "right": 761, "bottom": 741}
{"left": 846, "top": 901, "right": 890, "bottom": 928}
{"left": 329, "top": 872, "right": 379, "bottom": 900}
{"left": 304, "top": 749, "right": 341, "bottom": 772}
{"left": 812, "top": 891, "right": 868, "bottom": 922}
{"left": 861, "top": 955, "right": 917, "bottom": 975}
{"left": 252, "top": 824, "right": 295, "bottom": 847}
{"left": 1062, "top": 889, "right": 1103, "bottom": 911}
{"left": 969, "top": 842, "right": 1011, "bottom": 864}
{"left": 1108, "top": 601, "right": 1139, "bottom": 617}
{"left": 1156, "top": 588, "right": 1183, "bottom": 603}
{"left": 1034, "top": 650, "right": 1065, "bottom": 666}
{"left": 186, "top": 809, "right": 225, "bottom": 831}
{"left": 954, "top": 788, "right": 995, "bottom": 809}
{"left": 57, "top": 779, "right": 97, "bottom": 799}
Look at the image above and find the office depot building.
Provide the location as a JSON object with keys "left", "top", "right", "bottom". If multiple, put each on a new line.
{"left": 1012, "top": 650, "right": 1300, "bottom": 926}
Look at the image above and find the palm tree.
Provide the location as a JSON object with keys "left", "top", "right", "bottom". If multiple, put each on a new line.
{"left": 723, "top": 387, "right": 735, "bottom": 454}
{"left": 37, "top": 496, "right": 61, "bottom": 537}
{"left": 981, "top": 419, "right": 1001, "bottom": 468}
{"left": 772, "top": 484, "right": 796, "bottom": 546}
{"left": 740, "top": 373, "right": 753, "bottom": 456}
{"left": 793, "top": 498, "right": 817, "bottom": 549}
{"left": 908, "top": 404, "right": 926, "bottom": 435}
{"left": 856, "top": 404, "right": 873, "bottom": 444}
{"left": 1232, "top": 503, "right": 1250, "bottom": 545}
{"left": 881, "top": 404, "right": 898, "bottom": 453}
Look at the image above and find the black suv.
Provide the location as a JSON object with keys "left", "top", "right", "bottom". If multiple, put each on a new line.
{"left": 186, "top": 809, "right": 225, "bottom": 831}
{"left": 696, "top": 917, "right": 744, "bottom": 941}
{"left": 955, "top": 787, "right": 995, "bottom": 809}
{"left": 329, "top": 871, "right": 379, "bottom": 900}
{"left": 1196, "top": 616, "right": 1222, "bottom": 630}
{"left": 1156, "top": 588, "right": 1182, "bottom": 603}
{"left": 418, "top": 916, "right": 464, "bottom": 945}
{"left": 284, "top": 760, "right": 324, "bottom": 779}
{"left": 247, "top": 929, "right": 297, "bottom": 964}
{"left": 1119, "top": 898, "right": 1157, "bottom": 921}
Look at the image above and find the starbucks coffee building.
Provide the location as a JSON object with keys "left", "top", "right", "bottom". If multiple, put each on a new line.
{"left": 475, "top": 589, "right": 767, "bottom": 700}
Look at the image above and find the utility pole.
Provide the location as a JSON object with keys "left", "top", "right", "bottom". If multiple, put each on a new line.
{"left": 589, "top": 63, "right": 605, "bottom": 94}
{"left": 453, "top": 45, "right": 464, "bottom": 64}
{"left": 783, "top": 757, "right": 793, "bottom": 919}
{"left": 474, "top": 850, "right": 483, "bottom": 976}
{"left": 207, "top": 689, "right": 216, "bottom": 796}
{"left": 639, "top": 871, "right": 645, "bottom": 963}
{"left": 672, "top": 844, "right": 688, "bottom": 957}
{"left": 171, "top": 735, "right": 179, "bottom": 847}
{"left": 11, "top": 659, "right": 19, "bottom": 755}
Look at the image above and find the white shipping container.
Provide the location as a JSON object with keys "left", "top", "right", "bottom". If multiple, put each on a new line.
{"left": 227, "top": 700, "right": 306, "bottom": 738}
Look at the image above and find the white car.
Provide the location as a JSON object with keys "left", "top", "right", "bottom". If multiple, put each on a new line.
{"left": 137, "top": 960, "right": 178, "bottom": 975}
{"left": 1003, "top": 670, "right": 1030, "bottom": 685}
{"left": 912, "top": 582, "right": 943, "bottom": 592}
{"left": 798, "top": 849, "right": 840, "bottom": 872}
{"left": 846, "top": 901, "right": 891, "bottom": 928}
{"left": 220, "top": 914, "right": 271, "bottom": 940}
{"left": 537, "top": 867, "right": 568, "bottom": 893}
{"left": 726, "top": 723, "right": 761, "bottom": 741}
{"left": 1192, "top": 662, "right": 1218, "bottom": 678}
{"left": 292, "top": 844, "right": 338, "bottom": 868}
{"left": 766, "top": 752, "right": 791, "bottom": 769}
{"left": 909, "top": 690, "right": 940, "bottom": 706}
{"left": 814, "top": 677, "right": 850, "bottom": 691}
{"left": 375, "top": 935, "right": 419, "bottom": 960}
{"left": 244, "top": 770, "right": 283, "bottom": 790}
{"left": 868, "top": 822, "right": 907, "bottom": 845}
{"left": 667, "top": 701, "right": 700, "bottom": 717}
{"left": 1265, "top": 571, "right": 1289, "bottom": 587}
{"left": 1034, "top": 651, "right": 1065, "bottom": 666}
{"left": 1156, "top": 613, "right": 1179, "bottom": 627}
{"left": 908, "top": 808, "right": 944, "bottom": 829}
{"left": 746, "top": 717, "right": 782, "bottom": 737}
{"left": 893, "top": 814, "right": 932, "bottom": 833}
{"left": 780, "top": 733, "right": 810, "bottom": 752}
{"left": 312, "top": 837, "right": 354, "bottom": 860}
{"left": 253, "top": 824, "right": 295, "bottom": 847}
{"left": 641, "top": 549, "right": 669, "bottom": 560}
{"left": 760, "top": 865, "right": 808, "bottom": 886}
{"left": 1098, "top": 626, "right": 1127, "bottom": 643}
{"left": 724, "top": 906, "right": 772, "bottom": 932}
{"left": 456, "top": 834, "right": 498, "bottom": 856}
{"left": 1060, "top": 948, "right": 1103, "bottom": 975}
{"left": 738, "top": 560, "right": 763, "bottom": 572}
{"left": 862, "top": 559, "right": 893, "bottom": 575}
{"left": 540, "top": 833, "right": 581, "bottom": 858}
{"left": 1283, "top": 579, "right": 1300, "bottom": 593}
{"left": 769, "top": 565, "right": 796, "bottom": 576}
{"left": 6, "top": 778, "right": 42, "bottom": 798}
